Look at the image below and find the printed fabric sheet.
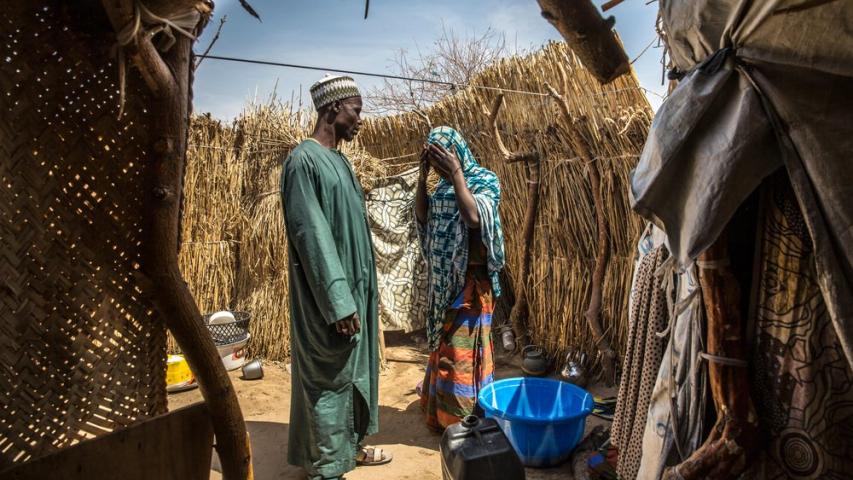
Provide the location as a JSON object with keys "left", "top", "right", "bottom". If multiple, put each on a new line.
{"left": 366, "top": 167, "right": 427, "bottom": 332}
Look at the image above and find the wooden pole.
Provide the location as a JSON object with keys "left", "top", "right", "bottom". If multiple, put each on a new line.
{"left": 545, "top": 83, "right": 617, "bottom": 384}
{"left": 536, "top": 0, "right": 630, "bottom": 85}
{"left": 152, "top": 38, "right": 253, "bottom": 480}
{"left": 378, "top": 312, "right": 387, "bottom": 369}
{"left": 662, "top": 230, "right": 759, "bottom": 480}
{"left": 601, "top": 0, "right": 626, "bottom": 12}
{"left": 482, "top": 95, "right": 541, "bottom": 349}
{"left": 100, "top": 2, "right": 252, "bottom": 478}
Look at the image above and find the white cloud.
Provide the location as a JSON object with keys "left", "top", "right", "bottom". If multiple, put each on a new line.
{"left": 486, "top": 1, "right": 558, "bottom": 53}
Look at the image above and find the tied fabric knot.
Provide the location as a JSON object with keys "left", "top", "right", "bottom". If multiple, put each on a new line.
{"left": 667, "top": 46, "right": 735, "bottom": 82}
{"left": 110, "top": 1, "right": 200, "bottom": 119}
{"left": 698, "top": 351, "right": 748, "bottom": 368}
{"left": 698, "top": 46, "right": 734, "bottom": 75}
{"left": 653, "top": 254, "right": 698, "bottom": 340}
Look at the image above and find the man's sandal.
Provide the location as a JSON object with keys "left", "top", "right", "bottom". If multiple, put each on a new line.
{"left": 356, "top": 446, "right": 393, "bottom": 466}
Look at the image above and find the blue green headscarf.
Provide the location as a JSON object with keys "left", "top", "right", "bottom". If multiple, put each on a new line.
{"left": 417, "top": 126, "right": 506, "bottom": 351}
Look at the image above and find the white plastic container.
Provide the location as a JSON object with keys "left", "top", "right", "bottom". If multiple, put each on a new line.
{"left": 216, "top": 334, "right": 250, "bottom": 371}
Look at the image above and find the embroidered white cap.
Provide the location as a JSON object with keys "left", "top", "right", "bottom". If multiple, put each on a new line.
{"left": 310, "top": 74, "right": 361, "bottom": 110}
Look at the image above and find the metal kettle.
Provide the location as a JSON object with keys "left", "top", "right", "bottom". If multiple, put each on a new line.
{"left": 521, "top": 345, "right": 549, "bottom": 376}
{"left": 559, "top": 350, "right": 589, "bottom": 387}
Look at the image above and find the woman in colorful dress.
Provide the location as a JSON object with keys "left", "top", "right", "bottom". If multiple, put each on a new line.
{"left": 415, "top": 126, "right": 506, "bottom": 430}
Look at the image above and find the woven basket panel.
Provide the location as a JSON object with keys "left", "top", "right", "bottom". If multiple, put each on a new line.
{"left": 0, "top": 3, "right": 167, "bottom": 468}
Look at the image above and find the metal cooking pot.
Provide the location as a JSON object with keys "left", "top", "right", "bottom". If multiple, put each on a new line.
{"left": 521, "top": 345, "right": 549, "bottom": 376}
{"left": 241, "top": 359, "right": 264, "bottom": 380}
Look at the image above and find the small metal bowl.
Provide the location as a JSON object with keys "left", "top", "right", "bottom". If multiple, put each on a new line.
{"left": 241, "top": 359, "right": 264, "bottom": 380}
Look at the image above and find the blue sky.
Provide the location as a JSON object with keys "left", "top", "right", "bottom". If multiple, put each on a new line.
{"left": 193, "top": 0, "right": 663, "bottom": 119}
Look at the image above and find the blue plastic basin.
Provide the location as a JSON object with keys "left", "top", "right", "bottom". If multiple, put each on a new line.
{"left": 477, "top": 377, "right": 593, "bottom": 467}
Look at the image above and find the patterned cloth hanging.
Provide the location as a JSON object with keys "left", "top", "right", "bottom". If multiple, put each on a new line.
{"left": 365, "top": 167, "right": 428, "bottom": 332}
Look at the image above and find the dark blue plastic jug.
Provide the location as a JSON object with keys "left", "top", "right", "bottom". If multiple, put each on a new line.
{"left": 439, "top": 415, "right": 526, "bottom": 480}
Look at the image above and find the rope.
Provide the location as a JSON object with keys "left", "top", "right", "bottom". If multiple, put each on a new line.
{"left": 182, "top": 240, "right": 241, "bottom": 245}
{"left": 197, "top": 54, "right": 548, "bottom": 97}
{"left": 196, "top": 54, "right": 668, "bottom": 101}
{"left": 698, "top": 351, "right": 749, "bottom": 367}
{"left": 188, "top": 144, "right": 231, "bottom": 150}
{"left": 654, "top": 255, "right": 677, "bottom": 339}
{"left": 630, "top": 35, "right": 659, "bottom": 65}
{"left": 376, "top": 152, "right": 419, "bottom": 162}
{"left": 112, "top": 1, "right": 199, "bottom": 118}
{"left": 367, "top": 166, "right": 420, "bottom": 182}
{"left": 189, "top": 144, "right": 287, "bottom": 155}
{"left": 545, "top": 153, "right": 639, "bottom": 173}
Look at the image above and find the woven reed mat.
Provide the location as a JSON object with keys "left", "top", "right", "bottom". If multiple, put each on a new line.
{"left": 0, "top": 2, "right": 169, "bottom": 468}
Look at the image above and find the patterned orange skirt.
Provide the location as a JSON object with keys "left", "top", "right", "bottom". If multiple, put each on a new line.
{"left": 420, "top": 267, "right": 495, "bottom": 431}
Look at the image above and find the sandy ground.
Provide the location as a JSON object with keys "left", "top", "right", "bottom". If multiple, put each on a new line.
{"left": 169, "top": 332, "right": 614, "bottom": 480}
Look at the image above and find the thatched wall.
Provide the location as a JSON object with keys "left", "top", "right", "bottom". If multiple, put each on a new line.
{"left": 358, "top": 42, "right": 651, "bottom": 363}
{"left": 179, "top": 41, "right": 651, "bottom": 364}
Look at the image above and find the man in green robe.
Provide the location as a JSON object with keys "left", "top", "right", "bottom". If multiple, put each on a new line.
{"left": 281, "top": 75, "right": 390, "bottom": 479}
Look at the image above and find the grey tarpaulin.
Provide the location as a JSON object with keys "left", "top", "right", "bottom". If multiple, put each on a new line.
{"left": 631, "top": 0, "right": 853, "bottom": 369}
{"left": 365, "top": 167, "right": 428, "bottom": 332}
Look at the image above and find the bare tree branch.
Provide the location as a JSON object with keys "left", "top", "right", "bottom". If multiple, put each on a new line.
{"left": 481, "top": 95, "right": 538, "bottom": 163}
{"left": 366, "top": 26, "right": 506, "bottom": 114}
{"left": 194, "top": 15, "right": 227, "bottom": 70}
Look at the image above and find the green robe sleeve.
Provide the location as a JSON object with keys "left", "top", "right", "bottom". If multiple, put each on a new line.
{"left": 282, "top": 156, "right": 357, "bottom": 325}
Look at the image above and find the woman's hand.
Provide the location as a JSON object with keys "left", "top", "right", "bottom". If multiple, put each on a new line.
{"left": 427, "top": 142, "right": 480, "bottom": 228}
{"left": 418, "top": 144, "right": 431, "bottom": 181}
{"left": 426, "top": 143, "right": 462, "bottom": 181}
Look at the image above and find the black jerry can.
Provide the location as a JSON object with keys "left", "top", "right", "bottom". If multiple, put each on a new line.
{"left": 440, "top": 415, "right": 526, "bottom": 480}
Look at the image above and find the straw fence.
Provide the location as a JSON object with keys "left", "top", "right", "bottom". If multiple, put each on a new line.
{"left": 178, "top": 41, "right": 651, "bottom": 365}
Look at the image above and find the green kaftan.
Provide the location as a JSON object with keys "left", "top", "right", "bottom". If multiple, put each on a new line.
{"left": 281, "top": 139, "right": 379, "bottom": 478}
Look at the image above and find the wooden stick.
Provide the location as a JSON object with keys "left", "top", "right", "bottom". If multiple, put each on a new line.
{"left": 194, "top": 15, "right": 227, "bottom": 70}
{"left": 483, "top": 94, "right": 541, "bottom": 349}
{"left": 482, "top": 95, "right": 539, "bottom": 164}
{"left": 146, "top": 39, "right": 252, "bottom": 479}
{"left": 536, "top": 0, "right": 630, "bottom": 84}
{"left": 100, "top": 0, "right": 176, "bottom": 98}
{"left": 601, "top": 0, "right": 626, "bottom": 12}
{"left": 413, "top": 109, "right": 433, "bottom": 130}
{"left": 662, "top": 231, "right": 759, "bottom": 479}
{"left": 101, "top": 1, "right": 252, "bottom": 478}
{"left": 545, "top": 83, "right": 617, "bottom": 384}
{"left": 377, "top": 311, "right": 387, "bottom": 369}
